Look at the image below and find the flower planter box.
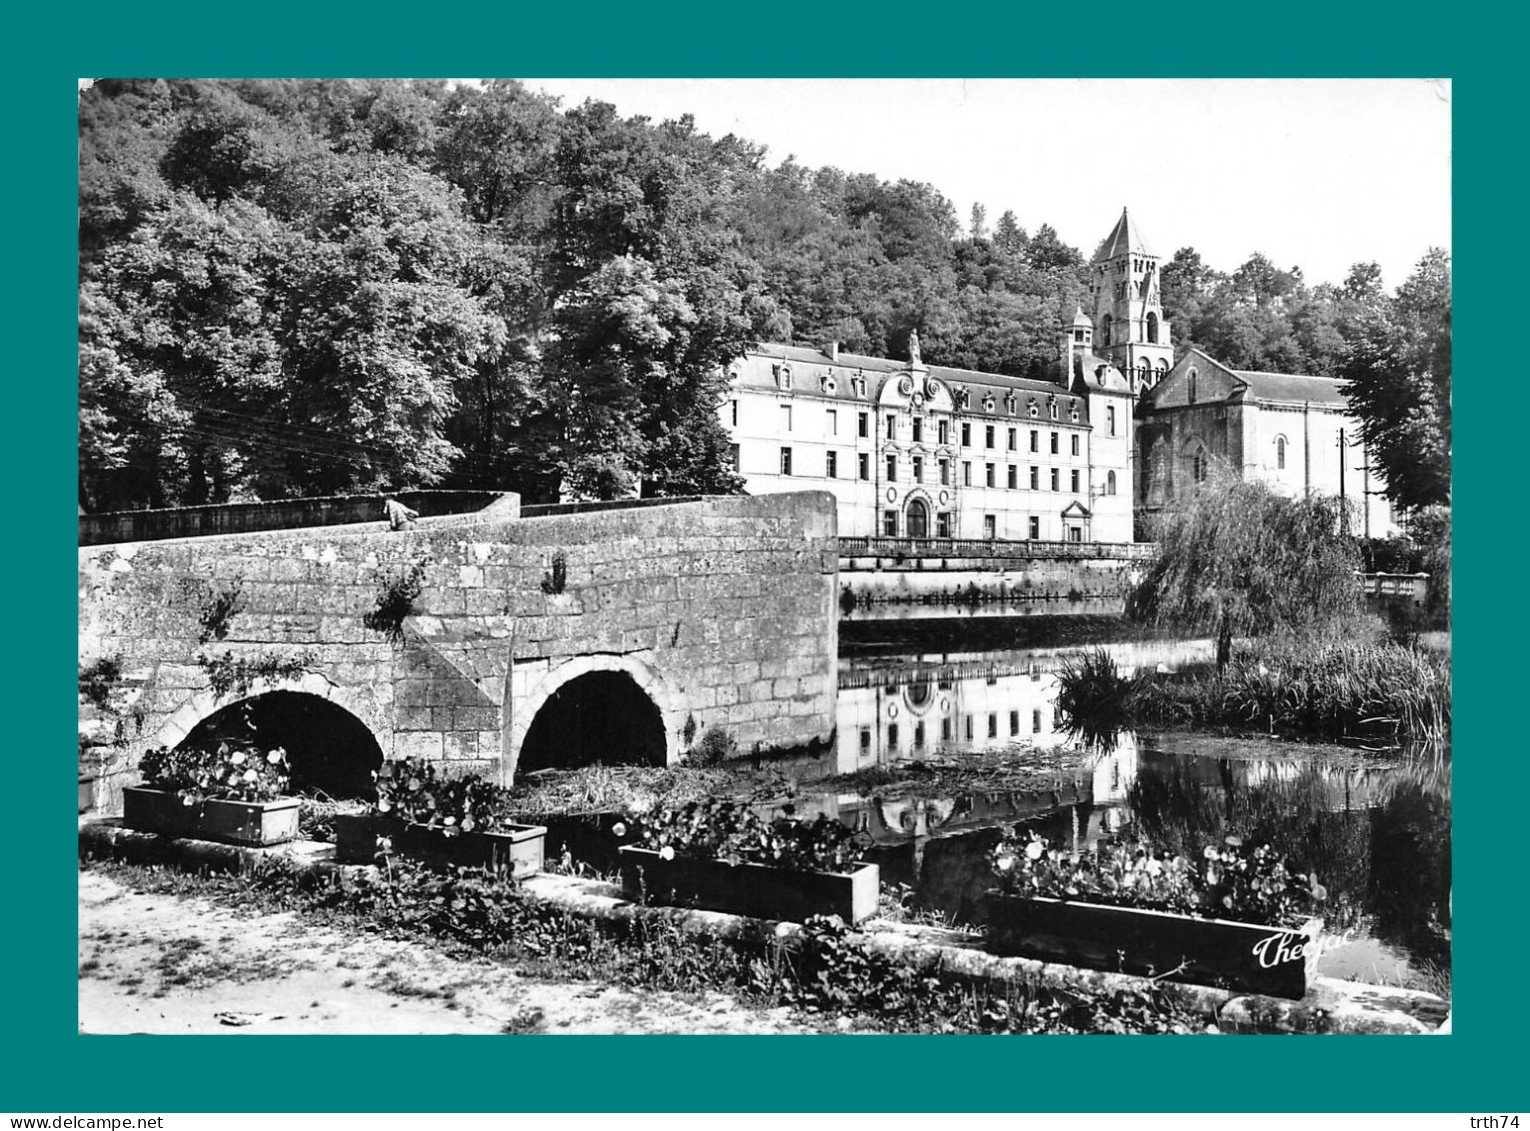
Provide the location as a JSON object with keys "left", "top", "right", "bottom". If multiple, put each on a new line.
{"left": 618, "top": 845, "right": 880, "bottom": 925}
{"left": 332, "top": 813, "right": 545, "bottom": 878}
{"left": 982, "top": 891, "right": 1322, "bottom": 999}
{"left": 78, "top": 775, "right": 98, "bottom": 814}
{"left": 122, "top": 786, "right": 300, "bottom": 847}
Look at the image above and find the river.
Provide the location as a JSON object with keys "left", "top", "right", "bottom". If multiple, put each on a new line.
{"left": 781, "top": 621, "right": 1451, "bottom": 991}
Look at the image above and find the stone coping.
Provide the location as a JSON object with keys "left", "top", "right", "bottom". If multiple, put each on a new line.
{"left": 78, "top": 819, "right": 1447, "bottom": 1035}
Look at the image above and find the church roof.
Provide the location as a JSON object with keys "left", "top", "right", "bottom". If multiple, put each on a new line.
{"left": 1072, "top": 305, "right": 1094, "bottom": 327}
{"left": 1092, "top": 207, "right": 1155, "bottom": 263}
{"left": 1232, "top": 369, "right": 1349, "bottom": 407}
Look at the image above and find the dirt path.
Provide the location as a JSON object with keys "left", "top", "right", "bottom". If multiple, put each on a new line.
{"left": 78, "top": 869, "right": 808, "bottom": 1035}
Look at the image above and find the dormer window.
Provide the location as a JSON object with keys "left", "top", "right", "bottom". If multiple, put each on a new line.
{"left": 1049, "top": 402, "right": 1059, "bottom": 421}
{"left": 1028, "top": 401, "right": 1039, "bottom": 419}
{"left": 773, "top": 364, "right": 792, "bottom": 390}
{"left": 821, "top": 375, "right": 837, "bottom": 394}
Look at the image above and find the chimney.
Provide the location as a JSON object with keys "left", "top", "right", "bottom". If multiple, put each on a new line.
{"left": 825, "top": 340, "right": 839, "bottom": 362}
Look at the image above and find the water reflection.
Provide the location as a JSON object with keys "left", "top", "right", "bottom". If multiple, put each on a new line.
{"left": 833, "top": 638, "right": 1214, "bottom": 775}
{"left": 799, "top": 636, "right": 1451, "bottom": 988}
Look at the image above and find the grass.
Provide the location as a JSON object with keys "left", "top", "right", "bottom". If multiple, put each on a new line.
{"left": 80, "top": 856, "right": 1218, "bottom": 1034}
{"left": 507, "top": 764, "right": 755, "bottom": 817}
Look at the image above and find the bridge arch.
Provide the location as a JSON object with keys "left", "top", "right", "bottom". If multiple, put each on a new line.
{"left": 144, "top": 673, "right": 387, "bottom": 799}
{"left": 508, "top": 654, "right": 678, "bottom": 779}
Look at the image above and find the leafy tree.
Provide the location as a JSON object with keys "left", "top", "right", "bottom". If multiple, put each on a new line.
{"left": 1338, "top": 248, "right": 1451, "bottom": 512}
{"left": 1130, "top": 474, "right": 1361, "bottom": 667}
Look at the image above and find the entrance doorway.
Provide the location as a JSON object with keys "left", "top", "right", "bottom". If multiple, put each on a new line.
{"left": 907, "top": 498, "right": 929, "bottom": 538}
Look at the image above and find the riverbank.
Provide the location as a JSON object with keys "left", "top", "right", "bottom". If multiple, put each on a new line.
{"left": 77, "top": 847, "right": 1447, "bottom": 1035}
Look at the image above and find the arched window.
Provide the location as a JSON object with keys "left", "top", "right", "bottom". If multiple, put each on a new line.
{"left": 1146, "top": 312, "right": 1159, "bottom": 344}
{"left": 1276, "top": 436, "right": 1287, "bottom": 470}
{"left": 1137, "top": 359, "right": 1151, "bottom": 387}
{"left": 1193, "top": 448, "right": 1208, "bottom": 484}
{"left": 1187, "top": 367, "right": 1198, "bottom": 405}
{"left": 1100, "top": 313, "right": 1113, "bottom": 346}
{"left": 1106, "top": 470, "right": 1117, "bottom": 496}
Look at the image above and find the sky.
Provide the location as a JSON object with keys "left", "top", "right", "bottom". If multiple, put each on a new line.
{"left": 524, "top": 79, "right": 1450, "bottom": 291}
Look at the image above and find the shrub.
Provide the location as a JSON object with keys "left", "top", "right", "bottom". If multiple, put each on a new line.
{"left": 364, "top": 560, "right": 428, "bottom": 644}
{"left": 621, "top": 798, "right": 865, "bottom": 873}
{"left": 139, "top": 739, "right": 291, "bottom": 803}
{"left": 685, "top": 726, "right": 737, "bottom": 767}
{"left": 991, "top": 831, "right": 1326, "bottom": 928}
{"left": 374, "top": 758, "right": 517, "bottom": 835}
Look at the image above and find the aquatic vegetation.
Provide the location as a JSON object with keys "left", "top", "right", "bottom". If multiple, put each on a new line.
{"left": 1055, "top": 638, "right": 1450, "bottom": 745}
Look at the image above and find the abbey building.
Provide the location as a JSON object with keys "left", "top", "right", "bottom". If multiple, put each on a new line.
{"left": 718, "top": 208, "right": 1397, "bottom": 541}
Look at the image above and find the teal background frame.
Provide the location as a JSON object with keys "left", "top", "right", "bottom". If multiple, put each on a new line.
{"left": 11, "top": 0, "right": 1510, "bottom": 1112}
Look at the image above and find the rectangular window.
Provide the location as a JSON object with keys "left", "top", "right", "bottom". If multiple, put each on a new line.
{"left": 936, "top": 512, "right": 951, "bottom": 538}
{"left": 1071, "top": 469, "right": 1080, "bottom": 493}
{"left": 1107, "top": 405, "right": 1116, "bottom": 435}
{"left": 1071, "top": 434, "right": 1080, "bottom": 457}
{"left": 826, "top": 451, "right": 838, "bottom": 479}
{"left": 988, "top": 713, "right": 998, "bottom": 739}
{"left": 860, "top": 728, "right": 871, "bottom": 752}
{"left": 730, "top": 400, "right": 738, "bottom": 427}
{"left": 939, "top": 459, "right": 949, "bottom": 486}
{"left": 781, "top": 405, "right": 792, "bottom": 432}
{"left": 985, "top": 463, "right": 995, "bottom": 488}
{"left": 886, "top": 414, "right": 896, "bottom": 440}
{"left": 886, "top": 454, "right": 897, "bottom": 483}
{"left": 961, "top": 422, "right": 972, "bottom": 446}
{"left": 1029, "top": 430, "right": 1039, "bottom": 453}
{"left": 1050, "top": 432, "right": 1059, "bottom": 455}
{"left": 964, "top": 716, "right": 974, "bottom": 740}
{"left": 882, "top": 510, "right": 898, "bottom": 536}
{"left": 941, "top": 717, "right": 951, "bottom": 741}
{"left": 826, "top": 408, "right": 837, "bottom": 436}
{"left": 729, "top": 443, "right": 740, "bottom": 471}
{"left": 914, "top": 721, "right": 925, "bottom": 749}
{"left": 912, "top": 417, "right": 923, "bottom": 442}
{"left": 1070, "top": 526, "right": 1083, "bottom": 543}
{"left": 1029, "top": 466, "right": 1039, "bottom": 490}
{"left": 887, "top": 723, "right": 898, "bottom": 748}
{"left": 1032, "top": 709, "right": 1042, "bottom": 734}
{"left": 938, "top": 420, "right": 949, "bottom": 444}
{"left": 985, "top": 425, "right": 995, "bottom": 449}
{"left": 963, "top": 461, "right": 972, "bottom": 486}
{"left": 1007, "top": 465, "right": 1017, "bottom": 489}
{"left": 1008, "top": 427, "right": 1017, "bottom": 451}
{"left": 912, "top": 455, "right": 923, "bottom": 483}
{"left": 858, "top": 453, "right": 870, "bottom": 480}
{"left": 1029, "top": 516, "right": 1040, "bottom": 540}
{"left": 780, "top": 448, "right": 793, "bottom": 476}
{"left": 984, "top": 514, "right": 996, "bottom": 539}
{"left": 1051, "top": 468, "right": 1060, "bottom": 492}
{"left": 858, "top": 412, "right": 869, "bottom": 438}
{"left": 1009, "top": 710, "right": 1020, "bottom": 736}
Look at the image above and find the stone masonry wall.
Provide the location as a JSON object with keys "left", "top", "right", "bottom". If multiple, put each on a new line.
{"left": 78, "top": 492, "right": 839, "bottom": 806}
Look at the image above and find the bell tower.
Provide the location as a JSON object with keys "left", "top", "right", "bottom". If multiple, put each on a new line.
{"left": 1088, "top": 207, "right": 1174, "bottom": 393}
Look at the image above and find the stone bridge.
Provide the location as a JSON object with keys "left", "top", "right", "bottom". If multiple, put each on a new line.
{"left": 78, "top": 492, "right": 838, "bottom": 807}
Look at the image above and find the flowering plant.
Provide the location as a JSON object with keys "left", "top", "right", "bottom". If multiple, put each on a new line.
{"left": 374, "top": 758, "right": 517, "bottom": 836}
{"left": 619, "top": 798, "right": 865, "bottom": 873}
{"left": 991, "top": 831, "right": 1325, "bottom": 927}
{"left": 138, "top": 739, "right": 291, "bottom": 804}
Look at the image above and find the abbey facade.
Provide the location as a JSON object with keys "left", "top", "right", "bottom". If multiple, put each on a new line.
{"left": 719, "top": 208, "right": 1397, "bottom": 542}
